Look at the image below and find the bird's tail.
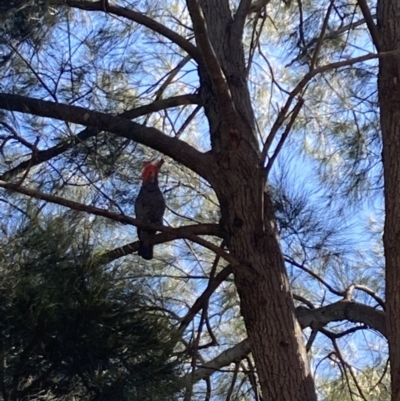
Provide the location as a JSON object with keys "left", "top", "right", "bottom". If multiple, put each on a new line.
{"left": 138, "top": 242, "right": 153, "bottom": 260}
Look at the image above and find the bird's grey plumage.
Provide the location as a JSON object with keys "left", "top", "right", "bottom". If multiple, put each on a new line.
{"left": 135, "top": 178, "right": 165, "bottom": 260}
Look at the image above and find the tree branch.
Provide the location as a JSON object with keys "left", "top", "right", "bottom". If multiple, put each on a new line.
{"left": 310, "top": 0, "right": 334, "bottom": 70}
{"left": 288, "top": 258, "right": 386, "bottom": 309}
{"left": 261, "top": 49, "right": 400, "bottom": 165}
{"left": 124, "top": 94, "right": 201, "bottom": 119}
{"left": 186, "top": 339, "right": 250, "bottom": 383}
{"left": 290, "top": 14, "right": 376, "bottom": 67}
{"left": 0, "top": 180, "right": 235, "bottom": 263}
{"left": 0, "top": 93, "right": 214, "bottom": 181}
{"left": 265, "top": 98, "right": 304, "bottom": 176}
{"left": 232, "top": 0, "right": 252, "bottom": 46}
{"left": 353, "top": 284, "right": 385, "bottom": 310}
{"left": 296, "top": 301, "right": 386, "bottom": 336}
{"left": 1, "top": 94, "right": 200, "bottom": 180}
{"left": 185, "top": 300, "right": 386, "bottom": 384}
{"left": 357, "top": 0, "right": 381, "bottom": 51}
{"left": 179, "top": 265, "right": 233, "bottom": 332}
{"left": 65, "top": 0, "right": 201, "bottom": 62}
{"left": 154, "top": 56, "right": 193, "bottom": 101}
{"left": 96, "top": 224, "right": 221, "bottom": 265}
{"left": 96, "top": 224, "right": 221, "bottom": 268}
{"left": 285, "top": 257, "right": 344, "bottom": 297}
{"left": 249, "top": 0, "right": 271, "bottom": 13}
{"left": 186, "top": 0, "right": 239, "bottom": 122}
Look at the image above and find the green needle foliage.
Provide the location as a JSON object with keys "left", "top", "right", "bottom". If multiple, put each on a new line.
{"left": 0, "top": 216, "right": 182, "bottom": 401}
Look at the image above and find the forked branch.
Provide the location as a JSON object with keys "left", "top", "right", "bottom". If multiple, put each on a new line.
{"left": 0, "top": 93, "right": 214, "bottom": 181}
{"left": 0, "top": 180, "right": 236, "bottom": 263}
{"left": 232, "top": 0, "right": 252, "bottom": 46}
{"left": 186, "top": 300, "right": 386, "bottom": 383}
{"left": 0, "top": 94, "right": 200, "bottom": 181}
{"left": 357, "top": 0, "right": 381, "bottom": 51}
{"left": 179, "top": 265, "right": 233, "bottom": 332}
{"left": 66, "top": 0, "right": 201, "bottom": 62}
{"left": 96, "top": 224, "right": 221, "bottom": 266}
{"left": 186, "top": 0, "right": 239, "bottom": 122}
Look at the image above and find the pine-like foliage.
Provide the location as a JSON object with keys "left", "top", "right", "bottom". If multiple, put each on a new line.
{"left": 0, "top": 216, "right": 182, "bottom": 401}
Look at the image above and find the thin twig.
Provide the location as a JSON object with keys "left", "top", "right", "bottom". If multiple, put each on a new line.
{"left": 244, "top": 356, "right": 259, "bottom": 401}
{"left": 265, "top": 97, "right": 304, "bottom": 176}
{"left": 310, "top": 0, "right": 334, "bottom": 70}
{"left": 179, "top": 264, "right": 233, "bottom": 332}
{"left": 155, "top": 55, "right": 192, "bottom": 101}
{"left": 225, "top": 362, "right": 240, "bottom": 401}
{"left": 186, "top": 302, "right": 209, "bottom": 401}
{"left": 306, "top": 330, "right": 318, "bottom": 352}
{"left": 15, "top": 137, "right": 39, "bottom": 186}
{"left": 285, "top": 257, "right": 343, "bottom": 296}
{"left": 328, "top": 334, "right": 369, "bottom": 401}
{"left": 175, "top": 105, "right": 202, "bottom": 138}
{"left": 7, "top": 43, "right": 57, "bottom": 102}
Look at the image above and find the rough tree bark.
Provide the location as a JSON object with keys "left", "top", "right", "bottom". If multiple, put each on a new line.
{"left": 378, "top": 0, "right": 400, "bottom": 399}
{"left": 186, "top": 1, "right": 317, "bottom": 400}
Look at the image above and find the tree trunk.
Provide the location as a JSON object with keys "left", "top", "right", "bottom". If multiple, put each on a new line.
{"left": 212, "top": 141, "right": 316, "bottom": 401}
{"left": 189, "top": 1, "right": 317, "bottom": 399}
{"left": 232, "top": 189, "right": 316, "bottom": 400}
{"left": 377, "top": 0, "right": 400, "bottom": 399}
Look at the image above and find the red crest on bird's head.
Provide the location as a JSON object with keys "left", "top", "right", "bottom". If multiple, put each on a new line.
{"left": 141, "top": 159, "right": 164, "bottom": 182}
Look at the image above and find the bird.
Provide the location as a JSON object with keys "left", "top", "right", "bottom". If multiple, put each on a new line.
{"left": 134, "top": 159, "right": 166, "bottom": 260}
